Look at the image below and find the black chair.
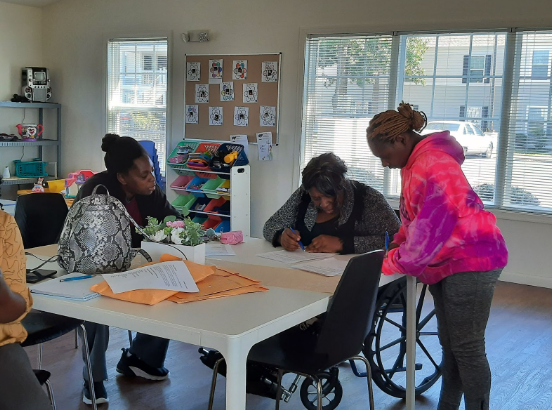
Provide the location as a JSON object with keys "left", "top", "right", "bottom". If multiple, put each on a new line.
{"left": 207, "top": 250, "right": 384, "bottom": 410}
{"left": 34, "top": 369, "right": 56, "bottom": 409}
{"left": 22, "top": 311, "right": 98, "bottom": 409}
{"left": 14, "top": 193, "right": 68, "bottom": 249}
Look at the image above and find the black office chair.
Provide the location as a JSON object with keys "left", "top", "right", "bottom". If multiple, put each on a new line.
{"left": 34, "top": 369, "right": 56, "bottom": 409}
{"left": 207, "top": 250, "right": 384, "bottom": 410}
{"left": 14, "top": 193, "right": 68, "bottom": 249}
{"left": 22, "top": 311, "right": 98, "bottom": 409}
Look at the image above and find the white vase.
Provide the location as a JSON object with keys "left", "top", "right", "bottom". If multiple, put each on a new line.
{"left": 141, "top": 241, "right": 206, "bottom": 265}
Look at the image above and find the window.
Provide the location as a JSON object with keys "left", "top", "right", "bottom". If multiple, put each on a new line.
{"left": 303, "top": 30, "right": 552, "bottom": 215}
{"left": 532, "top": 50, "right": 549, "bottom": 79}
{"left": 107, "top": 38, "right": 168, "bottom": 174}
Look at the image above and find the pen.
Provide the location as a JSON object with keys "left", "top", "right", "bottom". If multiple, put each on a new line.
{"left": 385, "top": 231, "right": 390, "bottom": 256}
{"left": 289, "top": 227, "right": 306, "bottom": 252}
{"left": 60, "top": 275, "right": 94, "bottom": 282}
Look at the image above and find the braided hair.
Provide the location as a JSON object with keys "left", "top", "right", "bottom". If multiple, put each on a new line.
{"left": 367, "top": 102, "right": 427, "bottom": 144}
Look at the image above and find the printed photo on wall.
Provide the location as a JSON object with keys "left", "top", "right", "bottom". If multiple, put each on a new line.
{"left": 256, "top": 132, "right": 273, "bottom": 161}
{"left": 209, "top": 59, "right": 224, "bottom": 84}
{"left": 262, "top": 61, "right": 278, "bottom": 82}
{"left": 232, "top": 60, "right": 248, "bottom": 80}
{"left": 234, "top": 106, "right": 249, "bottom": 127}
{"left": 185, "top": 105, "right": 199, "bottom": 124}
{"left": 187, "top": 62, "right": 201, "bottom": 81}
{"left": 243, "top": 83, "right": 258, "bottom": 103}
{"left": 209, "top": 107, "right": 224, "bottom": 126}
{"left": 220, "top": 82, "right": 235, "bottom": 102}
{"left": 195, "top": 84, "right": 209, "bottom": 103}
{"left": 260, "top": 106, "right": 276, "bottom": 127}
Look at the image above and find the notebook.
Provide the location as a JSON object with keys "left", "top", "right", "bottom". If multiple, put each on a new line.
{"left": 30, "top": 273, "right": 104, "bottom": 301}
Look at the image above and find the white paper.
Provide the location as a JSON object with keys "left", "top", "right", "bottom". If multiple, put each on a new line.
{"left": 233, "top": 106, "right": 249, "bottom": 126}
{"left": 195, "top": 84, "right": 209, "bottom": 103}
{"left": 243, "top": 83, "right": 258, "bottom": 103}
{"left": 185, "top": 105, "right": 199, "bottom": 124}
{"left": 206, "top": 242, "right": 236, "bottom": 257}
{"left": 101, "top": 261, "right": 199, "bottom": 294}
{"left": 209, "top": 107, "right": 223, "bottom": 126}
{"left": 187, "top": 62, "right": 201, "bottom": 81}
{"left": 30, "top": 272, "right": 104, "bottom": 301}
{"left": 260, "top": 106, "right": 276, "bottom": 127}
{"left": 256, "top": 132, "right": 273, "bottom": 161}
{"left": 291, "top": 257, "right": 349, "bottom": 277}
{"left": 257, "top": 249, "right": 336, "bottom": 264}
{"left": 230, "top": 134, "right": 249, "bottom": 158}
{"left": 232, "top": 60, "right": 247, "bottom": 80}
{"left": 209, "top": 59, "right": 223, "bottom": 84}
{"left": 262, "top": 61, "right": 278, "bottom": 82}
{"left": 220, "top": 82, "right": 235, "bottom": 101}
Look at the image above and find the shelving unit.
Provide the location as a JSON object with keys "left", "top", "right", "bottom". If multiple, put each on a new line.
{"left": 0, "top": 102, "right": 61, "bottom": 191}
{"left": 167, "top": 141, "right": 250, "bottom": 236}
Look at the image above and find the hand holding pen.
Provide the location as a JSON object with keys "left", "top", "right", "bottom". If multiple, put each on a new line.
{"left": 280, "top": 227, "right": 305, "bottom": 252}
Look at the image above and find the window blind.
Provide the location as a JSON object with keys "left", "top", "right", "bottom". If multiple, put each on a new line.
{"left": 107, "top": 38, "right": 168, "bottom": 172}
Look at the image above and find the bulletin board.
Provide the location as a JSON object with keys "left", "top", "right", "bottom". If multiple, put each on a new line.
{"left": 184, "top": 53, "right": 281, "bottom": 144}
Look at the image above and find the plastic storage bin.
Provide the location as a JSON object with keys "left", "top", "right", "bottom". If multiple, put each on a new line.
{"left": 170, "top": 175, "right": 194, "bottom": 190}
{"left": 214, "top": 220, "right": 231, "bottom": 233}
{"left": 13, "top": 159, "right": 48, "bottom": 177}
{"left": 192, "top": 215, "right": 208, "bottom": 225}
{"left": 201, "top": 177, "right": 225, "bottom": 199}
{"left": 171, "top": 194, "right": 196, "bottom": 216}
{"left": 203, "top": 218, "right": 221, "bottom": 230}
{"left": 204, "top": 197, "right": 227, "bottom": 214}
{"left": 185, "top": 176, "right": 212, "bottom": 197}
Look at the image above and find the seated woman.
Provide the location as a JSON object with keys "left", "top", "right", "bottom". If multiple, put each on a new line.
{"left": 263, "top": 152, "right": 400, "bottom": 254}
{"left": 74, "top": 134, "right": 181, "bottom": 405}
{"left": 0, "top": 210, "right": 52, "bottom": 410}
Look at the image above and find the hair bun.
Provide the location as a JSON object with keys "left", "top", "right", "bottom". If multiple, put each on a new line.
{"left": 101, "top": 133, "right": 120, "bottom": 152}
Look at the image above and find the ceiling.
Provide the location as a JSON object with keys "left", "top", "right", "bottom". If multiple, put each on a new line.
{"left": 0, "top": 0, "right": 60, "bottom": 7}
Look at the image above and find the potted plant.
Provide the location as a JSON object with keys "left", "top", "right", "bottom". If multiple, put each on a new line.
{"left": 140, "top": 215, "right": 207, "bottom": 264}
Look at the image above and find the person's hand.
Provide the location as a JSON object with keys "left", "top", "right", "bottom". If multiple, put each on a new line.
{"left": 306, "top": 235, "right": 343, "bottom": 253}
{"left": 385, "top": 242, "right": 400, "bottom": 258}
{"left": 280, "top": 228, "right": 301, "bottom": 251}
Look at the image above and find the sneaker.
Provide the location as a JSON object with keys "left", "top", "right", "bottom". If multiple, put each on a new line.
{"left": 82, "top": 381, "right": 108, "bottom": 405}
{"left": 116, "top": 348, "right": 169, "bottom": 381}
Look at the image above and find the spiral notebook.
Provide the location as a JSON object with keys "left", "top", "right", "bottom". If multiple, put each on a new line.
{"left": 30, "top": 273, "right": 104, "bottom": 301}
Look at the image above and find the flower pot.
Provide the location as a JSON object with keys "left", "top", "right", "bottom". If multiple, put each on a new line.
{"left": 141, "top": 241, "right": 206, "bottom": 265}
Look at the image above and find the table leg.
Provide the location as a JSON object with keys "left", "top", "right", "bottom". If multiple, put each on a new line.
{"left": 219, "top": 343, "right": 250, "bottom": 410}
{"left": 406, "top": 275, "right": 417, "bottom": 410}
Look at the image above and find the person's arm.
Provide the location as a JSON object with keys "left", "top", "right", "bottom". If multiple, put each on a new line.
{"left": 383, "top": 159, "right": 460, "bottom": 277}
{"left": 262, "top": 187, "right": 304, "bottom": 247}
{"left": 343, "top": 187, "right": 401, "bottom": 254}
{"left": 0, "top": 272, "right": 27, "bottom": 324}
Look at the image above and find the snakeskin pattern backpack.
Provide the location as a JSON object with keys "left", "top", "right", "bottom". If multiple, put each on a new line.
{"left": 58, "top": 184, "right": 152, "bottom": 274}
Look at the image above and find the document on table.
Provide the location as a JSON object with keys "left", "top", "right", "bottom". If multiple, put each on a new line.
{"left": 291, "top": 257, "right": 349, "bottom": 277}
{"left": 101, "top": 261, "right": 199, "bottom": 294}
{"left": 30, "top": 272, "right": 104, "bottom": 301}
{"left": 257, "top": 249, "right": 335, "bottom": 264}
{"left": 205, "top": 242, "right": 236, "bottom": 257}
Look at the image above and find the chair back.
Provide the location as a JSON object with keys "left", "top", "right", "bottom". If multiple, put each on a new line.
{"left": 139, "top": 140, "right": 164, "bottom": 189}
{"left": 14, "top": 193, "right": 68, "bottom": 249}
{"left": 314, "top": 250, "right": 383, "bottom": 367}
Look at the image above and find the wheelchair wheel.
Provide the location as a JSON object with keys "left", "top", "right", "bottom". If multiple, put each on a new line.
{"left": 363, "top": 277, "right": 442, "bottom": 398}
{"left": 299, "top": 371, "right": 343, "bottom": 410}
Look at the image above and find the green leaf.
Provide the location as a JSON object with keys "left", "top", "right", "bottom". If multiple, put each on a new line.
{"left": 163, "top": 215, "right": 177, "bottom": 223}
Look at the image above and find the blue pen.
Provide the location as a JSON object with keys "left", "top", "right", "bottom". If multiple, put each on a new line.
{"left": 385, "top": 231, "right": 390, "bottom": 253}
{"left": 60, "top": 275, "right": 94, "bottom": 282}
{"left": 289, "top": 227, "right": 306, "bottom": 251}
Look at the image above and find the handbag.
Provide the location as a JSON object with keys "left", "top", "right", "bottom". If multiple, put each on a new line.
{"left": 58, "top": 184, "right": 152, "bottom": 274}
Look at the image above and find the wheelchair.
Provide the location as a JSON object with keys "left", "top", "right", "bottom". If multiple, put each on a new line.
{"left": 199, "top": 275, "right": 442, "bottom": 410}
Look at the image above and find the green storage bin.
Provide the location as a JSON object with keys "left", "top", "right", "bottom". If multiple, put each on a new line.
{"left": 201, "top": 176, "right": 225, "bottom": 199}
{"left": 171, "top": 194, "right": 196, "bottom": 216}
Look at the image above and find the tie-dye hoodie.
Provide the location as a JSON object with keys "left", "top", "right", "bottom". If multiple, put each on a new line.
{"left": 383, "top": 131, "right": 508, "bottom": 285}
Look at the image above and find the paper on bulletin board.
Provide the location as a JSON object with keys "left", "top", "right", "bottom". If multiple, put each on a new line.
{"left": 260, "top": 106, "right": 276, "bottom": 127}
{"left": 185, "top": 105, "right": 198, "bottom": 124}
{"left": 187, "top": 62, "right": 201, "bottom": 81}
{"left": 220, "top": 82, "right": 235, "bottom": 101}
{"left": 256, "top": 132, "right": 273, "bottom": 161}
{"left": 233, "top": 107, "right": 249, "bottom": 127}
{"left": 230, "top": 134, "right": 249, "bottom": 158}
{"left": 195, "top": 84, "right": 209, "bottom": 103}
{"left": 243, "top": 83, "right": 258, "bottom": 103}
{"left": 209, "top": 59, "right": 223, "bottom": 84}
{"left": 232, "top": 60, "right": 247, "bottom": 80}
{"left": 209, "top": 107, "right": 223, "bottom": 126}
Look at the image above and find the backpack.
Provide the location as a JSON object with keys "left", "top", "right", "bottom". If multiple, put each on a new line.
{"left": 58, "top": 185, "right": 152, "bottom": 274}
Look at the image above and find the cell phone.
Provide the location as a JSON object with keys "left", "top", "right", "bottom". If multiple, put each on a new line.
{"left": 26, "top": 269, "right": 57, "bottom": 284}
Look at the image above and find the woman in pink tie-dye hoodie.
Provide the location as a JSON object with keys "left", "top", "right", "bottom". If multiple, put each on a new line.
{"left": 367, "top": 103, "right": 507, "bottom": 410}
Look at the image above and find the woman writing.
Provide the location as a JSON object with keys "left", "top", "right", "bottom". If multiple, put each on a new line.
{"left": 366, "top": 103, "right": 508, "bottom": 410}
{"left": 74, "top": 134, "right": 180, "bottom": 404}
{"left": 263, "top": 152, "right": 399, "bottom": 254}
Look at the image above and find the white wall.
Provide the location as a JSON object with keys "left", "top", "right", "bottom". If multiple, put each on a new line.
{"left": 36, "top": 0, "right": 552, "bottom": 286}
{"left": 0, "top": 2, "right": 43, "bottom": 197}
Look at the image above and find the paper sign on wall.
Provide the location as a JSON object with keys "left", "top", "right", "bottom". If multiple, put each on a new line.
{"left": 256, "top": 132, "right": 273, "bottom": 161}
{"left": 195, "top": 84, "right": 209, "bottom": 103}
{"left": 187, "top": 62, "right": 201, "bottom": 81}
{"left": 243, "top": 83, "right": 258, "bottom": 103}
{"left": 234, "top": 106, "right": 249, "bottom": 127}
{"left": 260, "top": 106, "right": 276, "bottom": 127}
{"left": 230, "top": 134, "right": 249, "bottom": 158}
{"left": 185, "top": 105, "right": 199, "bottom": 124}
{"left": 262, "top": 61, "right": 278, "bottom": 82}
{"left": 209, "top": 59, "right": 223, "bottom": 84}
{"left": 220, "top": 82, "right": 235, "bottom": 101}
{"left": 209, "top": 107, "right": 223, "bottom": 126}
{"left": 232, "top": 60, "right": 248, "bottom": 80}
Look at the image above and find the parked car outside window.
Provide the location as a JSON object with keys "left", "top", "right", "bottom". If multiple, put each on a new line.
{"left": 422, "top": 121, "right": 495, "bottom": 158}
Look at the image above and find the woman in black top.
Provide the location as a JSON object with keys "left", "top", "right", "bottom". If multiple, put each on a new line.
{"left": 74, "top": 134, "right": 179, "bottom": 404}
{"left": 263, "top": 153, "right": 399, "bottom": 254}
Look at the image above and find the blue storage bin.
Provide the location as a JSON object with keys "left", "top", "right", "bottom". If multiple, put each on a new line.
{"left": 13, "top": 159, "right": 48, "bottom": 177}
{"left": 185, "top": 176, "right": 211, "bottom": 197}
{"left": 214, "top": 220, "right": 231, "bottom": 233}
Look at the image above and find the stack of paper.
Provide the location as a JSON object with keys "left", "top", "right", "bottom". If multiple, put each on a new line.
{"left": 30, "top": 273, "right": 104, "bottom": 301}
{"left": 205, "top": 242, "right": 236, "bottom": 257}
{"left": 257, "top": 249, "right": 351, "bottom": 277}
{"left": 291, "top": 257, "right": 350, "bottom": 277}
{"left": 257, "top": 249, "right": 336, "bottom": 264}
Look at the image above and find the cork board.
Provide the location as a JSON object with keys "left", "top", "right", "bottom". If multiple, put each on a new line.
{"left": 184, "top": 53, "right": 281, "bottom": 144}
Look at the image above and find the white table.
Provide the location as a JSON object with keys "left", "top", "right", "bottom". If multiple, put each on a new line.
{"left": 0, "top": 199, "right": 16, "bottom": 215}
{"left": 28, "top": 239, "right": 417, "bottom": 410}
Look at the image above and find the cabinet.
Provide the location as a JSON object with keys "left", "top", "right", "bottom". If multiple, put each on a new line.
{"left": 166, "top": 141, "right": 250, "bottom": 236}
{"left": 0, "top": 101, "right": 61, "bottom": 187}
